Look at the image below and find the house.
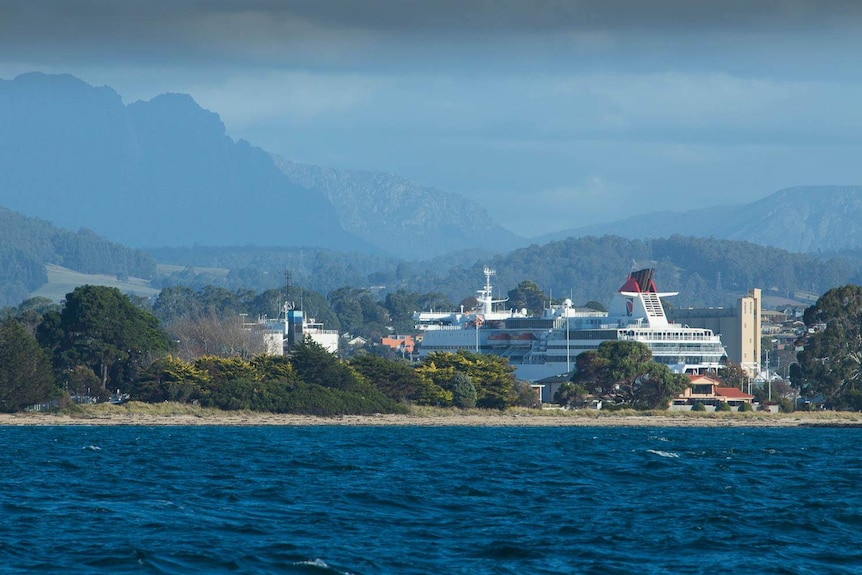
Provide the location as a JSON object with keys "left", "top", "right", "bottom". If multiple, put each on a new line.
{"left": 535, "top": 373, "right": 572, "bottom": 404}
{"left": 671, "top": 374, "right": 755, "bottom": 411}
{"left": 380, "top": 334, "right": 416, "bottom": 355}
{"left": 714, "top": 386, "right": 756, "bottom": 410}
{"left": 345, "top": 335, "right": 368, "bottom": 348}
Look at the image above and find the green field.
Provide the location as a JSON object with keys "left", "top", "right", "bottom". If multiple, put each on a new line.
{"left": 30, "top": 264, "right": 162, "bottom": 302}
{"left": 155, "top": 263, "right": 230, "bottom": 278}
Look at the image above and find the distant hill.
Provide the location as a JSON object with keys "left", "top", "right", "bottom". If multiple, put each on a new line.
{"left": 0, "top": 206, "right": 156, "bottom": 306}
{"left": 417, "top": 235, "right": 862, "bottom": 310}
{"left": 0, "top": 72, "right": 369, "bottom": 251}
{"left": 536, "top": 186, "right": 862, "bottom": 254}
{"left": 272, "top": 158, "right": 523, "bottom": 259}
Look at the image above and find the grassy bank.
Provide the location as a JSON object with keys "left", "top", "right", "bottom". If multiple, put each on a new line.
{"left": 41, "top": 402, "right": 862, "bottom": 425}
{"left": 3, "top": 402, "right": 862, "bottom": 427}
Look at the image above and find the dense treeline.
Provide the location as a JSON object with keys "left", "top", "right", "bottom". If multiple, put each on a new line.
{"left": 148, "top": 236, "right": 862, "bottom": 314}
{"left": 149, "top": 245, "right": 415, "bottom": 295}
{"left": 128, "top": 344, "right": 529, "bottom": 414}
{"left": 149, "top": 283, "right": 453, "bottom": 343}
{"left": 0, "top": 207, "right": 156, "bottom": 305}
{"left": 0, "top": 247, "right": 47, "bottom": 306}
{"left": 0, "top": 285, "right": 532, "bottom": 413}
{"left": 152, "top": 236, "right": 862, "bottom": 316}
{"left": 130, "top": 344, "right": 406, "bottom": 416}
{"left": 144, "top": 235, "right": 862, "bottom": 349}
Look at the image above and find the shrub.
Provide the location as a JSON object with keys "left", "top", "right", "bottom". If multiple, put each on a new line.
{"left": 776, "top": 398, "right": 794, "bottom": 413}
{"left": 512, "top": 380, "right": 541, "bottom": 408}
{"left": 451, "top": 374, "right": 477, "bottom": 409}
{"left": 717, "top": 401, "right": 732, "bottom": 412}
{"left": 554, "top": 381, "right": 588, "bottom": 408}
{"left": 692, "top": 401, "right": 706, "bottom": 412}
{"left": 350, "top": 354, "right": 424, "bottom": 402}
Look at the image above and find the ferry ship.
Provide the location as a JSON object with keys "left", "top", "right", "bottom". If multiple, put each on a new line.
{"left": 415, "top": 268, "right": 727, "bottom": 390}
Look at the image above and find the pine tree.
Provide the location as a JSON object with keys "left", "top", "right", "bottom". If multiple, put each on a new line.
{"left": 0, "top": 317, "right": 56, "bottom": 412}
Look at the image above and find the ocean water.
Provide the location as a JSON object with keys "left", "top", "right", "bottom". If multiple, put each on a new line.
{"left": 2, "top": 425, "right": 861, "bottom": 575}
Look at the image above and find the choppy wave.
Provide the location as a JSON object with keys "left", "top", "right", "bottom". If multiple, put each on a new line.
{"left": 1, "top": 425, "right": 861, "bottom": 574}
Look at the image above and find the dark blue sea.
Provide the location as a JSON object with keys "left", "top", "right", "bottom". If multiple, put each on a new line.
{"left": 2, "top": 425, "right": 861, "bottom": 575}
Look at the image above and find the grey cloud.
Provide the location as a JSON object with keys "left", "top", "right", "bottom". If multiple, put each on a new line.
{"left": 3, "top": 0, "right": 861, "bottom": 65}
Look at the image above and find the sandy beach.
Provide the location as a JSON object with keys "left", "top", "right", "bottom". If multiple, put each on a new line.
{"left": 1, "top": 404, "right": 860, "bottom": 427}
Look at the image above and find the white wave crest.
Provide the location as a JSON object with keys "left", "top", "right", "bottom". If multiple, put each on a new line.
{"left": 293, "top": 558, "right": 355, "bottom": 575}
{"left": 647, "top": 449, "right": 680, "bottom": 458}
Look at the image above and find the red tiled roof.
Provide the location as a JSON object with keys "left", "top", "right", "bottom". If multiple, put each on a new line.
{"left": 715, "top": 387, "right": 755, "bottom": 399}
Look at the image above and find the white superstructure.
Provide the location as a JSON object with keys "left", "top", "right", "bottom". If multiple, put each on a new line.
{"left": 258, "top": 301, "right": 340, "bottom": 354}
{"left": 416, "top": 268, "right": 727, "bottom": 398}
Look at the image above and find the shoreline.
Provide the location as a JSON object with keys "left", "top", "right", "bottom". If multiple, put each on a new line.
{"left": 2, "top": 406, "right": 861, "bottom": 427}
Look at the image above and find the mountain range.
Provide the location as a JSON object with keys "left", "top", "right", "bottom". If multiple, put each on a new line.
{"left": 271, "top": 157, "right": 522, "bottom": 259}
{"left": 538, "top": 186, "right": 862, "bottom": 254}
{"left": 0, "top": 73, "right": 364, "bottom": 251}
{"left": 0, "top": 72, "right": 518, "bottom": 260}
{"left": 1, "top": 71, "right": 861, "bottom": 277}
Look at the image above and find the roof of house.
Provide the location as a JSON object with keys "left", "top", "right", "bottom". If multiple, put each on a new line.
{"left": 686, "top": 374, "right": 721, "bottom": 385}
{"left": 536, "top": 373, "right": 573, "bottom": 384}
{"left": 715, "top": 387, "right": 755, "bottom": 400}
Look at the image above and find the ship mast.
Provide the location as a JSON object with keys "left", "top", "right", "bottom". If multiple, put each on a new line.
{"left": 478, "top": 267, "right": 507, "bottom": 316}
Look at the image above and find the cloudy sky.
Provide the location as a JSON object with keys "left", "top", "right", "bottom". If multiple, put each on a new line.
{"left": 2, "top": 0, "right": 862, "bottom": 237}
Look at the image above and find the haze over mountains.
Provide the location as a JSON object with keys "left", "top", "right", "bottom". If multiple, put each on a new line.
{"left": 0, "top": 73, "right": 362, "bottom": 251}
{"left": 539, "top": 187, "right": 862, "bottom": 253}
{"left": 0, "top": 72, "right": 518, "bottom": 260}
{"left": 1, "top": 72, "right": 860, "bottom": 263}
{"left": 271, "top": 157, "right": 523, "bottom": 258}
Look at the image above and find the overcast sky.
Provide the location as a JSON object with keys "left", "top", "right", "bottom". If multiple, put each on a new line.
{"left": 2, "top": 0, "right": 862, "bottom": 237}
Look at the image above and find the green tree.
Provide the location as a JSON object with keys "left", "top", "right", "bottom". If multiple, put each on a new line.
{"left": 450, "top": 372, "right": 477, "bottom": 409}
{"left": 512, "top": 380, "right": 541, "bottom": 408}
{"left": 719, "top": 360, "right": 748, "bottom": 389}
{"left": 328, "top": 286, "right": 365, "bottom": 334}
{"left": 630, "top": 362, "right": 689, "bottom": 410}
{"left": 290, "top": 338, "right": 368, "bottom": 392}
{"left": 573, "top": 340, "right": 685, "bottom": 409}
{"left": 65, "top": 365, "right": 101, "bottom": 398}
{"left": 384, "top": 289, "right": 420, "bottom": 334}
{"left": 350, "top": 354, "right": 424, "bottom": 402}
{"left": 554, "top": 381, "right": 589, "bottom": 408}
{"left": 417, "top": 351, "right": 518, "bottom": 409}
{"left": 417, "top": 292, "right": 454, "bottom": 314}
{"left": 507, "top": 280, "right": 549, "bottom": 315}
{"left": 196, "top": 285, "right": 242, "bottom": 318}
{"left": 796, "top": 285, "right": 862, "bottom": 408}
{"left": 250, "top": 354, "right": 296, "bottom": 382}
{"left": 153, "top": 285, "right": 200, "bottom": 324}
{"left": 359, "top": 293, "right": 388, "bottom": 337}
{"left": 0, "top": 317, "right": 56, "bottom": 412}
{"left": 132, "top": 355, "right": 210, "bottom": 403}
{"left": 37, "top": 285, "right": 172, "bottom": 391}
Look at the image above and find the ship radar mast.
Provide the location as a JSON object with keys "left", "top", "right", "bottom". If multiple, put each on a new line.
{"left": 477, "top": 267, "right": 508, "bottom": 315}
